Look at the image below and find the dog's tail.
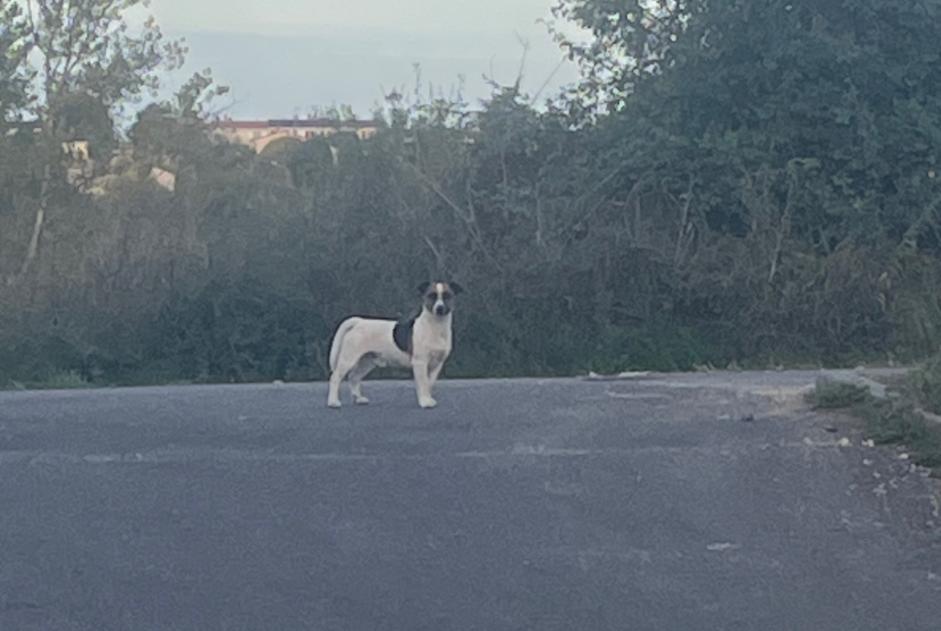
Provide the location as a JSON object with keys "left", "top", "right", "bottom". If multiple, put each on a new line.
{"left": 329, "top": 317, "right": 361, "bottom": 372}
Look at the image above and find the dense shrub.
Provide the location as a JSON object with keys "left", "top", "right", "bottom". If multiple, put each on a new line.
{"left": 3, "top": 0, "right": 941, "bottom": 385}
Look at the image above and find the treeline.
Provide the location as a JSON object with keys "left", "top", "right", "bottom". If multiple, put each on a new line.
{"left": 3, "top": 0, "right": 941, "bottom": 386}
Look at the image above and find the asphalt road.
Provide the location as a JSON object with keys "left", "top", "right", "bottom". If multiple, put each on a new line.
{"left": 1, "top": 371, "right": 940, "bottom": 630}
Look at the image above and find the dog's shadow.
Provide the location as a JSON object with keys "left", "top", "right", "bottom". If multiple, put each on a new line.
{"left": 337, "top": 398, "right": 473, "bottom": 432}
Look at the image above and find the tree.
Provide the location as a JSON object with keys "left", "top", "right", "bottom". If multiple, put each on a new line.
{"left": 551, "top": 0, "right": 688, "bottom": 114}
{"left": 0, "top": 1, "right": 33, "bottom": 123}
{"left": 12, "top": 0, "right": 186, "bottom": 281}
{"left": 129, "top": 70, "right": 229, "bottom": 170}
{"left": 552, "top": 0, "right": 941, "bottom": 356}
{"left": 22, "top": 0, "right": 185, "bottom": 115}
{"left": 49, "top": 91, "right": 115, "bottom": 159}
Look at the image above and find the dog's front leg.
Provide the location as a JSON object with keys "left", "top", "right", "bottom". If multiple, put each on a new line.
{"left": 411, "top": 358, "right": 437, "bottom": 409}
{"left": 428, "top": 359, "right": 444, "bottom": 387}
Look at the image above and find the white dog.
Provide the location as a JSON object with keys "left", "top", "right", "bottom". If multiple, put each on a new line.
{"left": 326, "top": 281, "right": 463, "bottom": 409}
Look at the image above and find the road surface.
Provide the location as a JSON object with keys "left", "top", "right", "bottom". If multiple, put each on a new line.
{"left": 1, "top": 371, "right": 940, "bottom": 630}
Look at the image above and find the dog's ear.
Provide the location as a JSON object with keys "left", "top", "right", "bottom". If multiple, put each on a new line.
{"left": 449, "top": 282, "right": 465, "bottom": 296}
{"left": 417, "top": 281, "right": 431, "bottom": 295}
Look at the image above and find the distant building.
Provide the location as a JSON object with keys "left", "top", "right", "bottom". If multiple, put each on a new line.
{"left": 4, "top": 122, "right": 90, "bottom": 161}
{"left": 215, "top": 118, "right": 380, "bottom": 153}
{"left": 148, "top": 166, "right": 176, "bottom": 192}
{"left": 62, "top": 140, "right": 90, "bottom": 162}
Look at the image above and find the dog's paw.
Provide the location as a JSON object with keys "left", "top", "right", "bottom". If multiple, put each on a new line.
{"left": 353, "top": 396, "right": 370, "bottom": 405}
{"left": 418, "top": 397, "right": 438, "bottom": 409}
{"left": 327, "top": 399, "right": 342, "bottom": 409}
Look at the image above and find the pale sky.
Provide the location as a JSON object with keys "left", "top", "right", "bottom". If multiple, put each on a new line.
{"left": 147, "top": 0, "right": 584, "bottom": 119}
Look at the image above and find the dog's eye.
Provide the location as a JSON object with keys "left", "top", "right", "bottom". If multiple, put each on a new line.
{"left": 441, "top": 292, "right": 453, "bottom": 300}
{"left": 426, "top": 293, "right": 437, "bottom": 300}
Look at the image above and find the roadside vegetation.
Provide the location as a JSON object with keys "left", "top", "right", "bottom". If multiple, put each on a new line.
{"left": 3, "top": 1, "right": 941, "bottom": 386}
{"left": 809, "top": 362, "right": 941, "bottom": 472}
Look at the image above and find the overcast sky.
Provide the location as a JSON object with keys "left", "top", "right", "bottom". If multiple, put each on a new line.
{"left": 148, "top": 0, "right": 584, "bottom": 119}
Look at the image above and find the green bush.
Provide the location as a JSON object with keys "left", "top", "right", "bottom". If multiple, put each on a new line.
{"left": 5, "top": 0, "right": 941, "bottom": 385}
{"left": 861, "top": 399, "right": 941, "bottom": 469}
{"left": 912, "top": 354, "right": 941, "bottom": 415}
{"left": 807, "top": 379, "right": 871, "bottom": 409}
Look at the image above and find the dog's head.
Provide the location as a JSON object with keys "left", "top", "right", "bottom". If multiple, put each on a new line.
{"left": 418, "top": 281, "right": 464, "bottom": 317}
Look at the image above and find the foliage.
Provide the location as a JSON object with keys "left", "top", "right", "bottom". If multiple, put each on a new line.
{"left": 0, "top": 0, "right": 32, "bottom": 122}
{"left": 3, "top": 0, "right": 941, "bottom": 385}
{"left": 860, "top": 397, "right": 941, "bottom": 469}
{"left": 807, "top": 364, "right": 941, "bottom": 472}
{"left": 912, "top": 354, "right": 941, "bottom": 416}
{"left": 21, "top": 0, "right": 185, "bottom": 113}
{"left": 807, "top": 378, "right": 871, "bottom": 410}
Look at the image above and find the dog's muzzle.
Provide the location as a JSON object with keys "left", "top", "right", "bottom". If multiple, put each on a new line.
{"left": 434, "top": 304, "right": 449, "bottom": 316}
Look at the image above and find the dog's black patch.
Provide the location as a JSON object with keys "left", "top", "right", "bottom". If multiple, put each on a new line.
{"left": 393, "top": 315, "right": 416, "bottom": 355}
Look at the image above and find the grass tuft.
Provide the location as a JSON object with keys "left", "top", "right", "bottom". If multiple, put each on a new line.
{"left": 28, "top": 370, "right": 92, "bottom": 390}
{"left": 810, "top": 367, "right": 941, "bottom": 472}
{"left": 911, "top": 355, "right": 941, "bottom": 415}
{"left": 806, "top": 378, "right": 871, "bottom": 409}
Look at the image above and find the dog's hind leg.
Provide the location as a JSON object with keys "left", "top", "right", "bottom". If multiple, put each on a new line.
{"left": 327, "top": 353, "right": 358, "bottom": 408}
{"left": 348, "top": 355, "right": 377, "bottom": 405}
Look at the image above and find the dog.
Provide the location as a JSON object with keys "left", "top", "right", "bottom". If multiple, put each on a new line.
{"left": 326, "top": 281, "right": 463, "bottom": 409}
